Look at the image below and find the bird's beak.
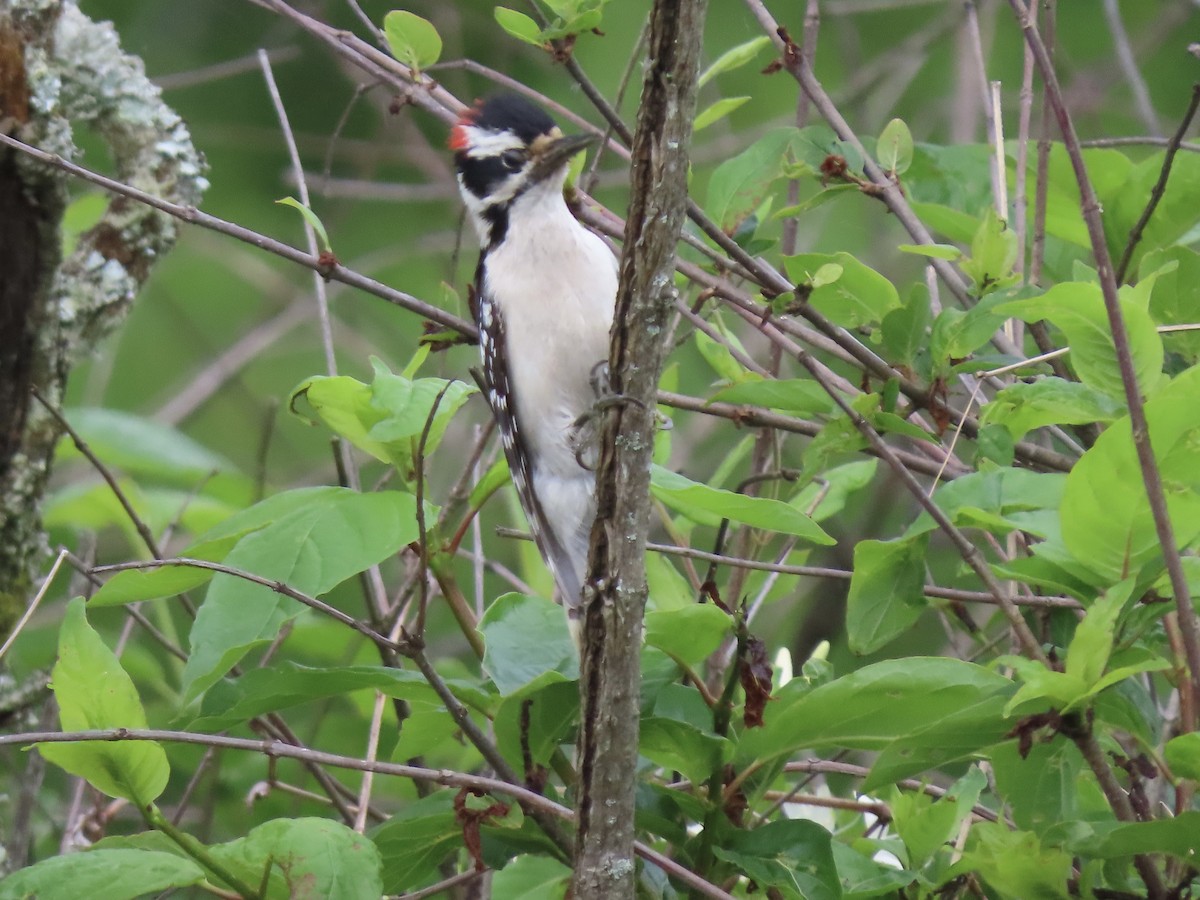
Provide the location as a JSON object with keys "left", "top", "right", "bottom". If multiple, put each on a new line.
{"left": 530, "top": 132, "right": 598, "bottom": 183}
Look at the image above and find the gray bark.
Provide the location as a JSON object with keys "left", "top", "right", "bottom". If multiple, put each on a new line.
{"left": 571, "top": 0, "right": 707, "bottom": 895}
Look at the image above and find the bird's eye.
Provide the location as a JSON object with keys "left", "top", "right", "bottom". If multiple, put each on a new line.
{"left": 500, "top": 149, "right": 527, "bottom": 171}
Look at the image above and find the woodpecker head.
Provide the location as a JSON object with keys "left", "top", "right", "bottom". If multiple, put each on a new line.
{"left": 450, "top": 94, "right": 596, "bottom": 247}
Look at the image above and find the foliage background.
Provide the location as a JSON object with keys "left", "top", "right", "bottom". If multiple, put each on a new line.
{"left": 4, "top": 0, "right": 1200, "bottom": 896}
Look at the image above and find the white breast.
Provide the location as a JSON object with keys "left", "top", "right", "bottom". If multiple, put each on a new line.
{"left": 483, "top": 184, "right": 618, "bottom": 478}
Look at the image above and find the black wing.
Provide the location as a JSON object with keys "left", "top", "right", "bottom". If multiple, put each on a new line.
{"left": 477, "top": 281, "right": 583, "bottom": 606}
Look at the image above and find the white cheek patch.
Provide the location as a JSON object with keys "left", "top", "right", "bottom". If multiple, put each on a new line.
{"left": 460, "top": 125, "right": 526, "bottom": 159}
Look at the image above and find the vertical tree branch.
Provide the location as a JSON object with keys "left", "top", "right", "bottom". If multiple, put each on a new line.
{"left": 572, "top": 0, "right": 707, "bottom": 893}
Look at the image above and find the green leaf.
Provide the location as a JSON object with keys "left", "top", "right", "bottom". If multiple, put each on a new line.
{"left": 90, "top": 536, "right": 240, "bottom": 607}
{"left": 38, "top": 599, "right": 169, "bottom": 805}
{"left": 209, "top": 817, "right": 382, "bottom": 900}
{"left": 909, "top": 202, "right": 981, "bottom": 246}
{"left": 960, "top": 209, "right": 1019, "bottom": 295}
{"left": 846, "top": 534, "right": 930, "bottom": 654}
{"left": 1063, "top": 579, "right": 1133, "bottom": 691}
{"left": 706, "top": 128, "right": 796, "bottom": 233}
{"left": 57, "top": 407, "right": 251, "bottom": 504}
{"left": 891, "top": 767, "right": 984, "bottom": 866}
{"left": 975, "top": 422, "right": 1015, "bottom": 467}
{"left": 712, "top": 820, "right": 840, "bottom": 900}
{"left": 785, "top": 251, "right": 901, "bottom": 329}
{"left": 810, "top": 262, "right": 843, "bottom": 288}
{"left": 791, "top": 459, "right": 878, "bottom": 523}
{"left": 897, "top": 242, "right": 961, "bottom": 261}
{"left": 293, "top": 358, "right": 475, "bottom": 484}
{"left": 853, "top": 392, "right": 935, "bottom": 444}
{"left": 831, "top": 842, "right": 913, "bottom": 897}
{"left": 373, "top": 793, "right": 461, "bottom": 893}
{"left": 738, "top": 657, "right": 1011, "bottom": 767}
{"left": 480, "top": 593, "right": 577, "bottom": 695}
{"left": 991, "top": 739, "right": 1081, "bottom": 835}
{"left": 383, "top": 10, "right": 442, "bottom": 73}
{"left": 997, "top": 282, "right": 1164, "bottom": 400}
{"left": 493, "top": 7, "right": 545, "bottom": 46}
{"left": 1060, "top": 363, "right": 1200, "bottom": 582}
{"left": 982, "top": 377, "right": 1125, "bottom": 441}
{"left": 928, "top": 288, "right": 1020, "bottom": 367}
{"left": 1000, "top": 656, "right": 1087, "bottom": 715}
{"left": 881, "top": 284, "right": 932, "bottom": 368}
{"left": 693, "top": 320, "right": 754, "bottom": 383}
{"left": 470, "top": 456, "right": 512, "bottom": 514}
{"left": 956, "top": 823, "right": 1072, "bottom": 899}
{"left": 905, "top": 142, "right": 993, "bottom": 215}
{"left": 650, "top": 465, "right": 834, "bottom": 545}
{"left": 1083, "top": 812, "right": 1200, "bottom": 862}
{"left": 0, "top": 849, "right": 205, "bottom": 900}
{"left": 494, "top": 680, "right": 578, "bottom": 768}
{"left": 91, "top": 486, "right": 346, "bottom": 607}
{"left": 491, "top": 855, "right": 571, "bottom": 900}
{"left": 694, "top": 96, "right": 750, "bottom": 131}
{"left": 644, "top": 604, "right": 732, "bottom": 665}
{"left": 801, "top": 413, "right": 867, "bottom": 478}
{"left": 1106, "top": 150, "right": 1200, "bottom": 274}
{"left": 1166, "top": 732, "right": 1200, "bottom": 781}
{"left": 708, "top": 377, "right": 835, "bottom": 417}
{"left": 539, "top": 7, "right": 605, "bottom": 42}
{"left": 1142, "top": 246, "right": 1200, "bottom": 364}
{"left": 877, "top": 118, "right": 913, "bottom": 175}
{"left": 698, "top": 35, "right": 771, "bottom": 87}
{"left": 866, "top": 693, "right": 1014, "bottom": 789}
{"left": 276, "top": 196, "right": 331, "bottom": 252}
{"left": 181, "top": 490, "right": 422, "bottom": 701}
{"left": 640, "top": 716, "right": 730, "bottom": 786}
{"left": 906, "top": 467, "right": 1066, "bottom": 539}
{"left": 187, "top": 662, "right": 487, "bottom": 732}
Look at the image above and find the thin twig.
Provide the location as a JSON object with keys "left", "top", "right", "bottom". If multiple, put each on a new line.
{"left": 413, "top": 383, "right": 453, "bottom": 637}
{"left": 10, "top": 726, "right": 736, "bottom": 900}
{"left": 354, "top": 691, "right": 388, "bottom": 833}
{"left": 90, "top": 557, "right": 404, "bottom": 653}
{"left": 32, "top": 387, "right": 163, "bottom": 558}
{"left": 394, "top": 870, "right": 486, "bottom": 900}
{"left": 0, "top": 549, "right": 69, "bottom": 661}
{"left": 1100, "top": 0, "right": 1162, "bottom": 137}
{"left": 154, "top": 46, "right": 301, "bottom": 91}
{"left": 1081, "top": 136, "right": 1200, "bottom": 153}
{"left": 1007, "top": 0, "right": 1200, "bottom": 731}
{"left": 792, "top": 339, "right": 1049, "bottom": 662}
{"left": 645, "top": 541, "right": 1082, "bottom": 609}
{"left": 0, "top": 131, "right": 474, "bottom": 339}
{"left": 964, "top": 1, "right": 1004, "bottom": 217}
{"left": 1114, "top": 83, "right": 1200, "bottom": 284}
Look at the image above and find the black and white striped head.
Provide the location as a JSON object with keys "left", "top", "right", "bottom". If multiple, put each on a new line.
{"left": 450, "top": 95, "right": 595, "bottom": 247}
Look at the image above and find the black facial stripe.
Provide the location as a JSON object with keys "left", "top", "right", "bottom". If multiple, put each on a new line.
{"left": 484, "top": 206, "right": 509, "bottom": 248}
{"left": 457, "top": 154, "right": 511, "bottom": 201}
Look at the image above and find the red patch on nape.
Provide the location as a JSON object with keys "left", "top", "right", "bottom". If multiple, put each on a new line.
{"left": 448, "top": 100, "right": 484, "bottom": 151}
{"left": 448, "top": 123, "right": 471, "bottom": 151}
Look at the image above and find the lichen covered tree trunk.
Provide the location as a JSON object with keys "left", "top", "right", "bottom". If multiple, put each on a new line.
{"left": 0, "top": 0, "right": 205, "bottom": 628}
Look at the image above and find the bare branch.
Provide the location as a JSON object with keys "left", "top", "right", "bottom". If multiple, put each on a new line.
{"left": 1114, "top": 83, "right": 1200, "bottom": 284}
{"left": 0, "top": 131, "right": 474, "bottom": 340}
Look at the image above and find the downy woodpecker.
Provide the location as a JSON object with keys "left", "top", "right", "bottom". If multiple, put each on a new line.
{"left": 451, "top": 95, "right": 617, "bottom": 625}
